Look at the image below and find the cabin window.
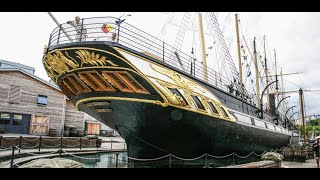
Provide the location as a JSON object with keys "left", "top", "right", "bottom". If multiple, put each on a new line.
{"left": 116, "top": 72, "right": 149, "bottom": 94}
{"left": 37, "top": 95, "right": 48, "bottom": 105}
{"left": 102, "top": 71, "right": 134, "bottom": 93}
{"left": 168, "top": 88, "right": 188, "bottom": 106}
{"left": 207, "top": 102, "right": 218, "bottom": 114}
{"left": 190, "top": 95, "right": 205, "bottom": 110}
{"left": 220, "top": 107, "right": 229, "bottom": 117}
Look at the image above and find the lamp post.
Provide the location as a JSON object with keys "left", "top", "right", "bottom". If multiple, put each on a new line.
{"left": 284, "top": 105, "right": 296, "bottom": 128}
{"left": 260, "top": 80, "right": 278, "bottom": 119}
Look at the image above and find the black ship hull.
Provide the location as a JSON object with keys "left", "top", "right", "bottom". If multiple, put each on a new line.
{"left": 78, "top": 100, "right": 290, "bottom": 159}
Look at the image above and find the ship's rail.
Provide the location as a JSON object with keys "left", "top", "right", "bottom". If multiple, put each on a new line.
{"left": 47, "top": 16, "right": 266, "bottom": 110}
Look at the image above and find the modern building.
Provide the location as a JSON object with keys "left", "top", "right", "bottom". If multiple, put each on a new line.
{"left": 0, "top": 60, "right": 81, "bottom": 136}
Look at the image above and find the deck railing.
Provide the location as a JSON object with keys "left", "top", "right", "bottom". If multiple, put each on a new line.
{"left": 47, "top": 16, "right": 276, "bottom": 114}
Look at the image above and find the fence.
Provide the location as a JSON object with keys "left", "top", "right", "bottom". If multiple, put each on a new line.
{"left": 2, "top": 143, "right": 282, "bottom": 168}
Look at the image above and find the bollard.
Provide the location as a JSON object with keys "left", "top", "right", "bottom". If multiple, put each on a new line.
{"left": 18, "top": 136, "right": 22, "bottom": 153}
{"left": 38, "top": 136, "right": 42, "bottom": 152}
{"left": 111, "top": 139, "right": 113, "bottom": 150}
{"left": 10, "top": 145, "right": 15, "bottom": 168}
{"left": 115, "top": 152, "right": 119, "bottom": 168}
{"left": 80, "top": 138, "right": 82, "bottom": 150}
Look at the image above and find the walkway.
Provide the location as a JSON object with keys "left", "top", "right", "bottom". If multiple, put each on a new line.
{"left": 282, "top": 159, "right": 319, "bottom": 168}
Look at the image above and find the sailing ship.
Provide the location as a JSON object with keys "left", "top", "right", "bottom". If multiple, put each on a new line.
{"left": 42, "top": 13, "right": 293, "bottom": 163}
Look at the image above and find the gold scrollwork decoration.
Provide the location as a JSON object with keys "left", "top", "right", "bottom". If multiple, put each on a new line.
{"left": 75, "top": 50, "right": 118, "bottom": 67}
{"left": 43, "top": 49, "right": 119, "bottom": 83}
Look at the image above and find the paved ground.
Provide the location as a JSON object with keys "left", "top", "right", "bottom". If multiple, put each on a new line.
{"left": 282, "top": 159, "right": 319, "bottom": 168}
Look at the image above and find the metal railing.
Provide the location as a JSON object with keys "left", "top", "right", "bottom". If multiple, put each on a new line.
{"left": 47, "top": 16, "right": 259, "bottom": 106}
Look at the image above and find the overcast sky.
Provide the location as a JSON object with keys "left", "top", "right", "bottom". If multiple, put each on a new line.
{"left": 0, "top": 12, "right": 318, "bottom": 120}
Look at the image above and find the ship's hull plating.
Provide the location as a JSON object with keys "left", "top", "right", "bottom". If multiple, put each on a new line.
{"left": 78, "top": 100, "right": 290, "bottom": 159}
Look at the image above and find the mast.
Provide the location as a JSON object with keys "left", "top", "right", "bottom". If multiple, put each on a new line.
{"left": 263, "top": 35, "right": 270, "bottom": 112}
{"left": 299, "top": 88, "right": 306, "bottom": 145}
{"left": 235, "top": 14, "right": 243, "bottom": 95}
{"left": 274, "top": 49, "right": 279, "bottom": 113}
{"left": 253, "top": 37, "right": 260, "bottom": 106}
{"left": 198, "top": 13, "right": 208, "bottom": 82}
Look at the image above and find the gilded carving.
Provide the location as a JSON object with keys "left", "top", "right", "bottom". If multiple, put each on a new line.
{"left": 43, "top": 49, "right": 118, "bottom": 82}
{"left": 150, "top": 64, "right": 205, "bottom": 93}
{"left": 75, "top": 50, "right": 118, "bottom": 67}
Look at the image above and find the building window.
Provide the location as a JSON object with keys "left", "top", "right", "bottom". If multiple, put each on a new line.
{"left": 37, "top": 95, "right": 48, "bottom": 105}
{"left": 13, "top": 114, "right": 22, "bottom": 126}
{"left": 0, "top": 120, "right": 9, "bottom": 124}
{"left": 190, "top": 95, "right": 205, "bottom": 110}
{"left": 0, "top": 113, "right": 10, "bottom": 119}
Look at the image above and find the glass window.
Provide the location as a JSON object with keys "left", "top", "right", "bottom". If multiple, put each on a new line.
{"left": 168, "top": 88, "right": 188, "bottom": 106}
{"left": 208, "top": 102, "right": 218, "bottom": 114}
{"left": 13, "top": 119, "right": 22, "bottom": 126}
{"left": 0, "top": 113, "right": 10, "bottom": 119}
{"left": 37, "top": 95, "right": 48, "bottom": 105}
{"left": 0, "top": 119, "right": 9, "bottom": 124}
{"left": 14, "top": 114, "right": 22, "bottom": 120}
{"left": 190, "top": 95, "right": 205, "bottom": 110}
{"left": 220, "top": 107, "right": 229, "bottom": 117}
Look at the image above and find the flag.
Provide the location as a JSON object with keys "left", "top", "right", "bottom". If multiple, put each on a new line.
{"left": 101, "top": 24, "right": 114, "bottom": 33}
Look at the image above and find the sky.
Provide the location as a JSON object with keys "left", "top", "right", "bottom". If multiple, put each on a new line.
{"left": 0, "top": 12, "right": 319, "bottom": 121}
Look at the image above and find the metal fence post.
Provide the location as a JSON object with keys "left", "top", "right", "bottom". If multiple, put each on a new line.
{"left": 38, "top": 136, "right": 42, "bottom": 152}
{"left": 79, "top": 18, "right": 84, "bottom": 42}
{"left": 57, "top": 24, "right": 62, "bottom": 45}
{"left": 232, "top": 153, "right": 235, "bottom": 165}
{"left": 251, "top": 152, "right": 254, "bottom": 162}
{"left": 205, "top": 153, "right": 208, "bottom": 168}
{"left": 80, "top": 138, "right": 82, "bottom": 150}
{"left": 117, "top": 19, "right": 120, "bottom": 43}
{"left": 10, "top": 145, "right": 15, "bottom": 168}
{"left": 18, "top": 136, "right": 22, "bottom": 153}
{"left": 111, "top": 139, "right": 113, "bottom": 150}
{"left": 60, "top": 136, "right": 63, "bottom": 157}
{"left": 163, "top": 41, "right": 165, "bottom": 62}
{"left": 169, "top": 154, "right": 172, "bottom": 168}
{"left": 115, "top": 152, "right": 119, "bottom": 168}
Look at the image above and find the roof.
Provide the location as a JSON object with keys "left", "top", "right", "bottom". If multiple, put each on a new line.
{"left": 0, "top": 68, "right": 61, "bottom": 92}
{"left": 0, "top": 59, "right": 35, "bottom": 74}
